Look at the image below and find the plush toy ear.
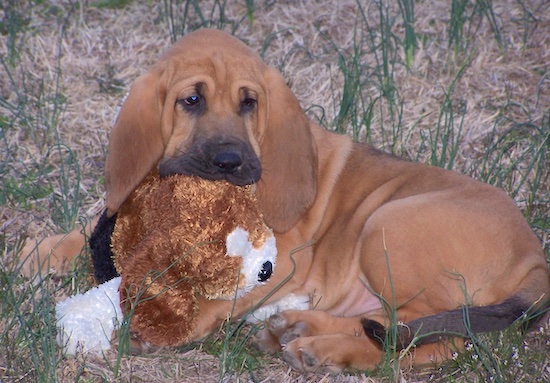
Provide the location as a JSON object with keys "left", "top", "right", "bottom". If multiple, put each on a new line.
{"left": 256, "top": 67, "right": 318, "bottom": 233}
{"left": 105, "top": 69, "right": 169, "bottom": 217}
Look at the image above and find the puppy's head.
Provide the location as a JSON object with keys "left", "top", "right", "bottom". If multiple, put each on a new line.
{"left": 105, "top": 29, "right": 317, "bottom": 232}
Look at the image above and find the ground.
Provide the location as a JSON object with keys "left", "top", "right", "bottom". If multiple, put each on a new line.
{"left": 1, "top": 0, "right": 549, "bottom": 382}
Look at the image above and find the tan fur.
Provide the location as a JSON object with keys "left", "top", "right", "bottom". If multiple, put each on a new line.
{"left": 20, "top": 29, "right": 549, "bottom": 372}
{"left": 21, "top": 216, "right": 98, "bottom": 277}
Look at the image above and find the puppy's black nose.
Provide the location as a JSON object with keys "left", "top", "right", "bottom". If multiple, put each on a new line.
{"left": 213, "top": 152, "right": 242, "bottom": 173}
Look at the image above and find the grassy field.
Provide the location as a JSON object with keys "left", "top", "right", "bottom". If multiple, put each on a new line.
{"left": 1, "top": 0, "right": 549, "bottom": 382}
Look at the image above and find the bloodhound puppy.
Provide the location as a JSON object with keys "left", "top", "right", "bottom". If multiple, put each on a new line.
{"left": 21, "top": 29, "right": 549, "bottom": 373}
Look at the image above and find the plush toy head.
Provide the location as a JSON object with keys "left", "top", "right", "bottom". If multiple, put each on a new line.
{"left": 110, "top": 172, "right": 276, "bottom": 346}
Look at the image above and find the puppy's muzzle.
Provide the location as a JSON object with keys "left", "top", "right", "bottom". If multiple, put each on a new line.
{"left": 159, "top": 139, "right": 262, "bottom": 186}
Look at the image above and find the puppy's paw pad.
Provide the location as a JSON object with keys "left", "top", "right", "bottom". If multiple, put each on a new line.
{"left": 301, "top": 349, "right": 320, "bottom": 369}
{"left": 282, "top": 348, "right": 305, "bottom": 373}
{"left": 251, "top": 328, "right": 281, "bottom": 354}
{"left": 267, "top": 313, "right": 288, "bottom": 332}
{"left": 280, "top": 321, "right": 307, "bottom": 345}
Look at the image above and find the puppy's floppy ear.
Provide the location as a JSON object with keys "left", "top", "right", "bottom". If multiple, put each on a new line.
{"left": 256, "top": 67, "right": 318, "bottom": 233}
{"left": 105, "top": 69, "right": 169, "bottom": 217}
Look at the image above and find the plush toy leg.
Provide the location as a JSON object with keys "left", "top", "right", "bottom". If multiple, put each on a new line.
{"left": 56, "top": 277, "right": 123, "bottom": 355}
{"left": 123, "top": 279, "right": 198, "bottom": 347}
{"left": 119, "top": 234, "right": 200, "bottom": 346}
{"left": 89, "top": 209, "right": 119, "bottom": 283}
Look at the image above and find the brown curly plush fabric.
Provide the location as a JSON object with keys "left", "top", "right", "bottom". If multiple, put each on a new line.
{"left": 111, "top": 172, "right": 271, "bottom": 346}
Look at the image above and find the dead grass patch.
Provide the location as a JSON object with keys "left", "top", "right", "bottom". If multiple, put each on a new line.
{"left": 1, "top": 0, "right": 548, "bottom": 382}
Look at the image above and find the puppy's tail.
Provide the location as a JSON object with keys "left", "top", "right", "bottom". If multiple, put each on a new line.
{"left": 362, "top": 294, "right": 549, "bottom": 351}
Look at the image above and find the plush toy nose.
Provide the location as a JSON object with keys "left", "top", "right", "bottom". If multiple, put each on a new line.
{"left": 258, "top": 261, "right": 273, "bottom": 282}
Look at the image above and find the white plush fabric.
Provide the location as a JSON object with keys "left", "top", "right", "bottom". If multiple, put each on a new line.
{"left": 55, "top": 277, "right": 122, "bottom": 355}
{"left": 245, "top": 293, "right": 310, "bottom": 323}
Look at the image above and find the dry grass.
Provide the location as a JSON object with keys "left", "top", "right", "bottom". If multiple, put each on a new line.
{"left": 1, "top": 0, "right": 549, "bottom": 382}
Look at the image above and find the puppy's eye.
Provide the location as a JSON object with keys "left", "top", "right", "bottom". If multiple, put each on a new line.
{"left": 183, "top": 95, "right": 200, "bottom": 106}
{"left": 240, "top": 98, "right": 257, "bottom": 113}
{"left": 178, "top": 95, "right": 204, "bottom": 113}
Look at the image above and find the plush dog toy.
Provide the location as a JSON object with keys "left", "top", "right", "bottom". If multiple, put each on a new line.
{"left": 56, "top": 172, "right": 277, "bottom": 354}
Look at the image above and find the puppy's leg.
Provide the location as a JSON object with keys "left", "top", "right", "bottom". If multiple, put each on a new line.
{"left": 253, "top": 310, "right": 367, "bottom": 354}
{"left": 254, "top": 310, "right": 384, "bottom": 371}
{"left": 282, "top": 333, "right": 382, "bottom": 373}
{"left": 281, "top": 332, "right": 455, "bottom": 373}
{"left": 265, "top": 310, "right": 368, "bottom": 343}
{"left": 259, "top": 310, "right": 454, "bottom": 372}
{"left": 20, "top": 216, "right": 98, "bottom": 278}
